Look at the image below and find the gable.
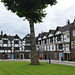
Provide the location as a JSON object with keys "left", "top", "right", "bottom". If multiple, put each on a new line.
{"left": 55, "top": 31, "right": 61, "bottom": 35}
{"left": 14, "top": 34, "right": 20, "bottom": 40}
{"left": 27, "top": 35, "right": 30, "bottom": 37}
{"left": 48, "top": 34, "right": 53, "bottom": 37}
{"left": 3, "top": 34, "right": 8, "bottom": 38}
{"left": 38, "top": 38, "right": 41, "bottom": 40}
{"left": 43, "top": 36, "right": 47, "bottom": 39}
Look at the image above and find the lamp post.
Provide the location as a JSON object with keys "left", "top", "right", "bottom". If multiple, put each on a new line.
{"left": 49, "top": 45, "right": 51, "bottom": 64}
{"left": 38, "top": 45, "right": 39, "bottom": 57}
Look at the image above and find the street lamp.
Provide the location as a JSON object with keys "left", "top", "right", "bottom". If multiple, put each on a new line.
{"left": 49, "top": 45, "right": 51, "bottom": 64}
{"left": 38, "top": 45, "right": 39, "bottom": 57}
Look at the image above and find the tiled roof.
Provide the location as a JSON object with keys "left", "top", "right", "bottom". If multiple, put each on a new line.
{"left": 62, "top": 23, "right": 73, "bottom": 32}
{"left": 0, "top": 34, "right": 21, "bottom": 41}
{"left": 49, "top": 30, "right": 55, "bottom": 35}
{"left": 22, "top": 34, "right": 30, "bottom": 40}
{"left": 14, "top": 34, "right": 21, "bottom": 40}
{"left": 8, "top": 36, "right": 14, "bottom": 41}
{"left": 37, "top": 20, "right": 74, "bottom": 39}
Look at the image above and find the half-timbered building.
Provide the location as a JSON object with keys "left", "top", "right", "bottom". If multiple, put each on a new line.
{"left": 0, "top": 32, "right": 31, "bottom": 59}
{"left": 0, "top": 19, "right": 75, "bottom": 61}
{"left": 36, "top": 19, "right": 75, "bottom": 61}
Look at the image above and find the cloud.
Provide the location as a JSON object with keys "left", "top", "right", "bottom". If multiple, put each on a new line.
{"left": 0, "top": 2, "right": 30, "bottom": 38}
{"left": 35, "top": 0, "right": 75, "bottom": 36}
{"left": 0, "top": 0, "right": 75, "bottom": 38}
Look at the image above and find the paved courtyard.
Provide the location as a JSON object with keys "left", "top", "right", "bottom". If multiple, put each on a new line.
{"left": 0, "top": 59, "right": 75, "bottom": 66}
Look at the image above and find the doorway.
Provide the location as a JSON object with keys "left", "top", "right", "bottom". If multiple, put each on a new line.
{"left": 59, "top": 53, "right": 63, "bottom": 61}
{"left": 45, "top": 55, "right": 47, "bottom": 59}
{"left": 20, "top": 54, "right": 24, "bottom": 59}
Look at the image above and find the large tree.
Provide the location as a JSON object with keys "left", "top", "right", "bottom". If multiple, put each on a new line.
{"left": 1, "top": 0, "right": 57, "bottom": 65}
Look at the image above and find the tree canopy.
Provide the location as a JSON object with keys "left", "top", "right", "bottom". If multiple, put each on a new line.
{"left": 1, "top": 0, "right": 57, "bottom": 23}
{"left": 1, "top": 0, "right": 57, "bottom": 65}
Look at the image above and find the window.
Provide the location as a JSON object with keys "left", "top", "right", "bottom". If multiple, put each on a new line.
{"left": 73, "top": 31, "right": 75, "bottom": 36}
{"left": 40, "top": 41, "right": 41, "bottom": 45}
{"left": 55, "top": 53, "right": 57, "bottom": 57}
{"left": 74, "top": 41, "right": 75, "bottom": 48}
{"left": 50, "top": 37, "right": 53, "bottom": 42}
{"left": 66, "top": 44, "right": 69, "bottom": 48}
{"left": 45, "top": 39, "right": 46, "bottom": 44}
{"left": 52, "top": 45, "right": 54, "bottom": 50}
{"left": 43, "top": 40, "right": 44, "bottom": 44}
{"left": 38, "top": 42, "right": 39, "bottom": 45}
{"left": 57, "top": 35, "right": 61, "bottom": 41}
{"left": 42, "top": 46, "right": 43, "bottom": 50}
{"left": 38, "top": 41, "right": 41, "bottom": 45}
{"left": 43, "top": 40, "right": 46, "bottom": 44}
{"left": 0, "top": 40, "right": 2, "bottom": 44}
{"left": 14, "top": 41, "right": 19, "bottom": 44}
{"left": 71, "top": 41, "right": 73, "bottom": 48}
{"left": 41, "top": 41, "right": 43, "bottom": 44}
{"left": 46, "top": 39, "right": 48, "bottom": 44}
{"left": 59, "top": 44, "right": 63, "bottom": 49}
{"left": 3, "top": 40, "right": 8, "bottom": 44}
{"left": 50, "top": 45, "right": 52, "bottom": 50}
{"left": 23, "top": 41, "right": 25, "bottom": 45}
{"left": 49, "top": 39, "right": 50, "bottom": 43}
{"left": 47, "top": 46, "right": 49, "bottom": 50}
{"left": 44, "top": 46, "right": 46, "bottom": 50}
{"left": 14, "top": 47, "right": 19, "bottom": 50}
{"left": 67, "top": 35, "right": 69, "bottom": 38}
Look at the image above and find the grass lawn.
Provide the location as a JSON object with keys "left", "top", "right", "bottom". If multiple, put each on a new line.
{"left": 0, "top": 61, "right": 75, "bottom": 75}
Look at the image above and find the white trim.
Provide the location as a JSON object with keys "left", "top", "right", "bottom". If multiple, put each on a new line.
{"left": 38, "top": 38, "right": 41, "bottom": 40}
{"left": 55, "top": 31, "right": 61, "bottom": 35}
{"left": 27, "top": 35, "right": 30, "bottom": 37}
{"left": 48, "top": 34, "right": 53, "bottom": 37}
{"left": 43, "top": 36, "right": 47, "bottom": 39}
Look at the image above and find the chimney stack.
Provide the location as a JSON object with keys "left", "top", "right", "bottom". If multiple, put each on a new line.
{"left": 74, "top": 17, "right": 75, "bottom": 26}
{"left": 1, "top": 31, "right": 3, "bottom": 36}
{"left": 67, "top": 19, "right": 70, "bottom": 25}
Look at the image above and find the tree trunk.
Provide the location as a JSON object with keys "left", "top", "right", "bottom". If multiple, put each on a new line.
{"left": 29, "top": 17, "right": 39, "bottom": 65}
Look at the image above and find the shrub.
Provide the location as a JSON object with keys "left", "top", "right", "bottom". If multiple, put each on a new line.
{"left": 25, "top": 54, "right": 28, "bottom": 59}
{"left": 61, "top": 56, "right": 63, "bottom": 61}
{"left": 39, "top": 56, "right": 42, "bottom": 59}
{"left": 68, "top": 56, "right": 72, "bottom": 61}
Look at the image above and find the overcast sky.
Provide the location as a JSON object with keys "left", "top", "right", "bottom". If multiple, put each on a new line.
{"left": 0, "top": 0, "right": 75, "bottom": 38}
